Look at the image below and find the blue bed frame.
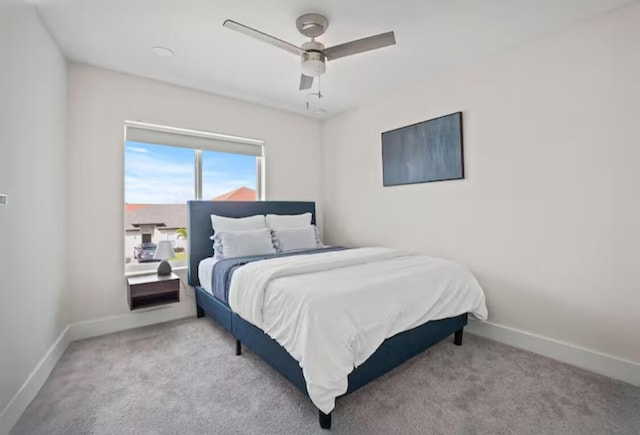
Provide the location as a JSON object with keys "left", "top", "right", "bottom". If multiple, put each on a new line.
{"left": 187, "top": 201, "right": 467, "bottom": 429}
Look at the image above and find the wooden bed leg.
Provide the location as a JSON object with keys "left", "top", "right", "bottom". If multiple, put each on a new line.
{"left": 454, "top": 328, "right": 463, "bottom": 346}
{"left": 235, "top": 339, "right": 242, "bottom": 356}
{"left": 319, "top": 410, "right": 332, "bottom": 430}
{"left": 196, "top": 305, "right": 205, "bottom": 318}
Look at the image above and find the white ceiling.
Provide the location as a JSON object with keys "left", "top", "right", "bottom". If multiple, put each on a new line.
{"left": 35, "top": 0, "right": 636, "bottom": 117}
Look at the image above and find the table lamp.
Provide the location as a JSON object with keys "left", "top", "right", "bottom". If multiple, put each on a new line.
{"left": 153, "top": 240, "right": 175, "bottom": 276}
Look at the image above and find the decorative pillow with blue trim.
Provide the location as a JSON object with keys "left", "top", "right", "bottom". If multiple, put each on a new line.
{"left": 271, "top": 225, "right": 323, "bottom": 253}
{"left": 212, "top": 228, "right": 275, "bottom": 259}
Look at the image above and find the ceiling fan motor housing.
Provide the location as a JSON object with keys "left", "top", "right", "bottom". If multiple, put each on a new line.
{"left": 296, "top": 13, "right": 329, "bottom": 38}
{"left": 301, "top": 40, "right": 326, "bottom": 77}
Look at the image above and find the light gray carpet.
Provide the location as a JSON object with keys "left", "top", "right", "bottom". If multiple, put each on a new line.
{"left": 11, "top": 318, "right": 640, "bottom": 435}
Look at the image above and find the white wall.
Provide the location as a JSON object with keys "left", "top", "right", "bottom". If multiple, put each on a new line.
{"left": 67, "top": 64, "right": 323, "bottom": 323}
{"left": 0, "top": 2, "right": 69, "bottom": 414}
{"left": 322, "top": 5, "right": 640, "bottom": 364}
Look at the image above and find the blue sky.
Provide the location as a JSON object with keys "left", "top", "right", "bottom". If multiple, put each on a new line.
{"left": 125, "top": 141, "right": 257, "bottom": 204}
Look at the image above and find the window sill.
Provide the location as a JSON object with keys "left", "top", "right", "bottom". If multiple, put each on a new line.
{"left": 125, "top": 265, "right": 187, "bottom": 278}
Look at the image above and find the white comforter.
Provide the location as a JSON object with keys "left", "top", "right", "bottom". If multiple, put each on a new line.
{"left": 228, "top": 247, "right": 487, "bottom": 414}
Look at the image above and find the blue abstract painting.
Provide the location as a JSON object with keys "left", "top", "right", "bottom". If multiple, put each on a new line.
{"left": 382, "top": 112, "right": 464, "bottom": 186}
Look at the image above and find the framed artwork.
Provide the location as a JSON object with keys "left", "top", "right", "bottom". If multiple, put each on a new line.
{"left": 382, "top": 112, "right": 464, "bottom": 186}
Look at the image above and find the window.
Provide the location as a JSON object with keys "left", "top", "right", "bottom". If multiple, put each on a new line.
{"left": 124, "top": 122, "right": 264, "bottom": 273}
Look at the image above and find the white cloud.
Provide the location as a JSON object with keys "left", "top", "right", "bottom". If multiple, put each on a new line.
{"left": 125, "top": 174, "right": 194, "bottom": 203}
{"left": 126, "top": 146, "right": 150, "bottom": 154}
{"left": 125, "top": 150, "right": 256, "bottom": 203}
{"left": 126, "top": 151, "right": 193, "bottom": 176}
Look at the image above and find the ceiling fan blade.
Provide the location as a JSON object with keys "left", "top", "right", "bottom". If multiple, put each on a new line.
{"left": 324, "top": 31, "right": 396, "bottom": 61}
{"left": 223, "top": 19, "right": 305, "bottom": 56}
{"left": 299, "top": 74, "right": 314, "bottom": 90}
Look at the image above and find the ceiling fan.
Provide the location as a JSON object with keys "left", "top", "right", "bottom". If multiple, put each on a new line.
{"left": 223, "top": 13, "right": 396, "bottom": 91}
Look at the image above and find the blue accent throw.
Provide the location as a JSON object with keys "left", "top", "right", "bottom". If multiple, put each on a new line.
{"left": 211, "top": 247, "right": 347, "bottom": 304}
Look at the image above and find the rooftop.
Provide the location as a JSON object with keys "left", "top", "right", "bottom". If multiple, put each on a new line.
{"left": 125, "top": 187, "right": 256, "bottom": 231}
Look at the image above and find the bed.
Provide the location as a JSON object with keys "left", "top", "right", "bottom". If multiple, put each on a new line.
{"left": 187, "top": 200, "right": 486, "bottom": 429}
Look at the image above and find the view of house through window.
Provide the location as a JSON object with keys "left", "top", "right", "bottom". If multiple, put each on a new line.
{"left": 124, "top": 140, "right": 260, "bottom": 272}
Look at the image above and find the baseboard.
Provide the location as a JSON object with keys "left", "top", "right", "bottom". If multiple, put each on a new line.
{"left": 3, "top": 313, "right": 636, "bottom": 435}
{"left": 0, "top": 302, "right": 195, "bottom": 435}
{"left": 466, "top": 320, "right": 640, "bottom": 387}
{"left": 69, "top": 301, "right": 195, "bottom": 341}
{"left": 0, "top": 326, "right": 72, "bottom": 435}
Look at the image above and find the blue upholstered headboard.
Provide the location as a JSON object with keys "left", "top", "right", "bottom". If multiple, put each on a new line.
{"left": 187, "top": 201, "right": 316, "bottom": 287}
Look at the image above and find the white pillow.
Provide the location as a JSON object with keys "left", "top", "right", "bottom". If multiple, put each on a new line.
{"left": 272, "top": 226, "right": 319, "bottom": 252}
{"left": 266, "top": 212, "right": 312, "bottom": 229}
{"left": 211, "top": 214, "right": 266, "bottom": 233}
{"left": 213, "top": 228, "right": 275, "bottom": 259}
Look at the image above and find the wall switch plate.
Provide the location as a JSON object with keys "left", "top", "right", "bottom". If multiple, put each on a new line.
{"left": 0, "top": 194, "right": 7, "bottom": 206}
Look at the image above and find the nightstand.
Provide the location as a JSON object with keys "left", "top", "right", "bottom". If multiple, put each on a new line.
{"left": 127, "top": 273, "right": 180, "bottom": 310}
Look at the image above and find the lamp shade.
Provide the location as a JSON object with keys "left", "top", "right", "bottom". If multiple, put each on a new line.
{"left": 153, "top": 240, "right": 175, "bottom": 261}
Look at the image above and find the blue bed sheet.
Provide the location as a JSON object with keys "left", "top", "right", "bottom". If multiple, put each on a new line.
{"left": 211, "top": 247, "right": 347, "bottom": 305}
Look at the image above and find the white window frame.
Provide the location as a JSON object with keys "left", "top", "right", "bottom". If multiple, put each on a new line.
{"left": 124, "top": 121, "right": 265, "bottom": 275}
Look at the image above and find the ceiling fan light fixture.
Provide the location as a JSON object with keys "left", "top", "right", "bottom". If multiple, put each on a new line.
{"left": 301, "top": 56, "right": 326, "bottom": 77}
{"left": 301, "top": 42, "right": 326, "bottom": 77}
